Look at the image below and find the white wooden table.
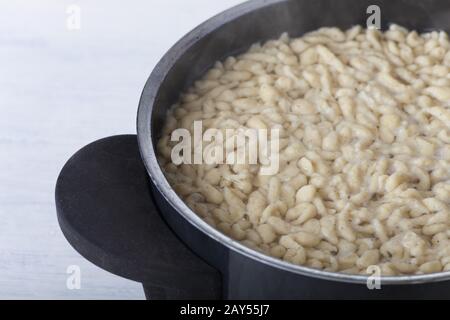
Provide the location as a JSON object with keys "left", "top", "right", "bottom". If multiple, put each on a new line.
{"left": 0, "top": 0, "right": 243, "bottom": 299}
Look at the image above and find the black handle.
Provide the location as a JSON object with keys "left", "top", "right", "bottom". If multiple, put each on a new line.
{"left": 55, "top": 135, "right": 222, "bottom": 299}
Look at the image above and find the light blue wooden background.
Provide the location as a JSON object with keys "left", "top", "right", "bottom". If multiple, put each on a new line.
{"left": 0, "top": 0, "right": 243, "bottom": 299}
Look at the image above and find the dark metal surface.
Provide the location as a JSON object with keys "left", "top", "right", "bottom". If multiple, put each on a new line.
{"left": 55, "top": 135, "right": 221, "bottom": 299}
{"left": 137, "top": 0, "right": 450, "bottom": 298}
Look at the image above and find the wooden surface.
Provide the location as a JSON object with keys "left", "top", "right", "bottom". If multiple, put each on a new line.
{"left": 0, "top": 0, "right": 242, "bottom": 299}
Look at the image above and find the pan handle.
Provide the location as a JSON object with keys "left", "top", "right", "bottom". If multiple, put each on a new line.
{"left": 55, "top": 135, "right": 222, "bottom": 299}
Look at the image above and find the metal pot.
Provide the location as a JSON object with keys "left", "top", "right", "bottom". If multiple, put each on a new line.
{"left": 136, "top": 0, "right": 450, "bottom": 299}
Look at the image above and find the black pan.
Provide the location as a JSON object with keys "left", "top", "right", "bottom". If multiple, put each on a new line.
{"left": 57, "top": 0, "right": 450, "bottom": 299}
